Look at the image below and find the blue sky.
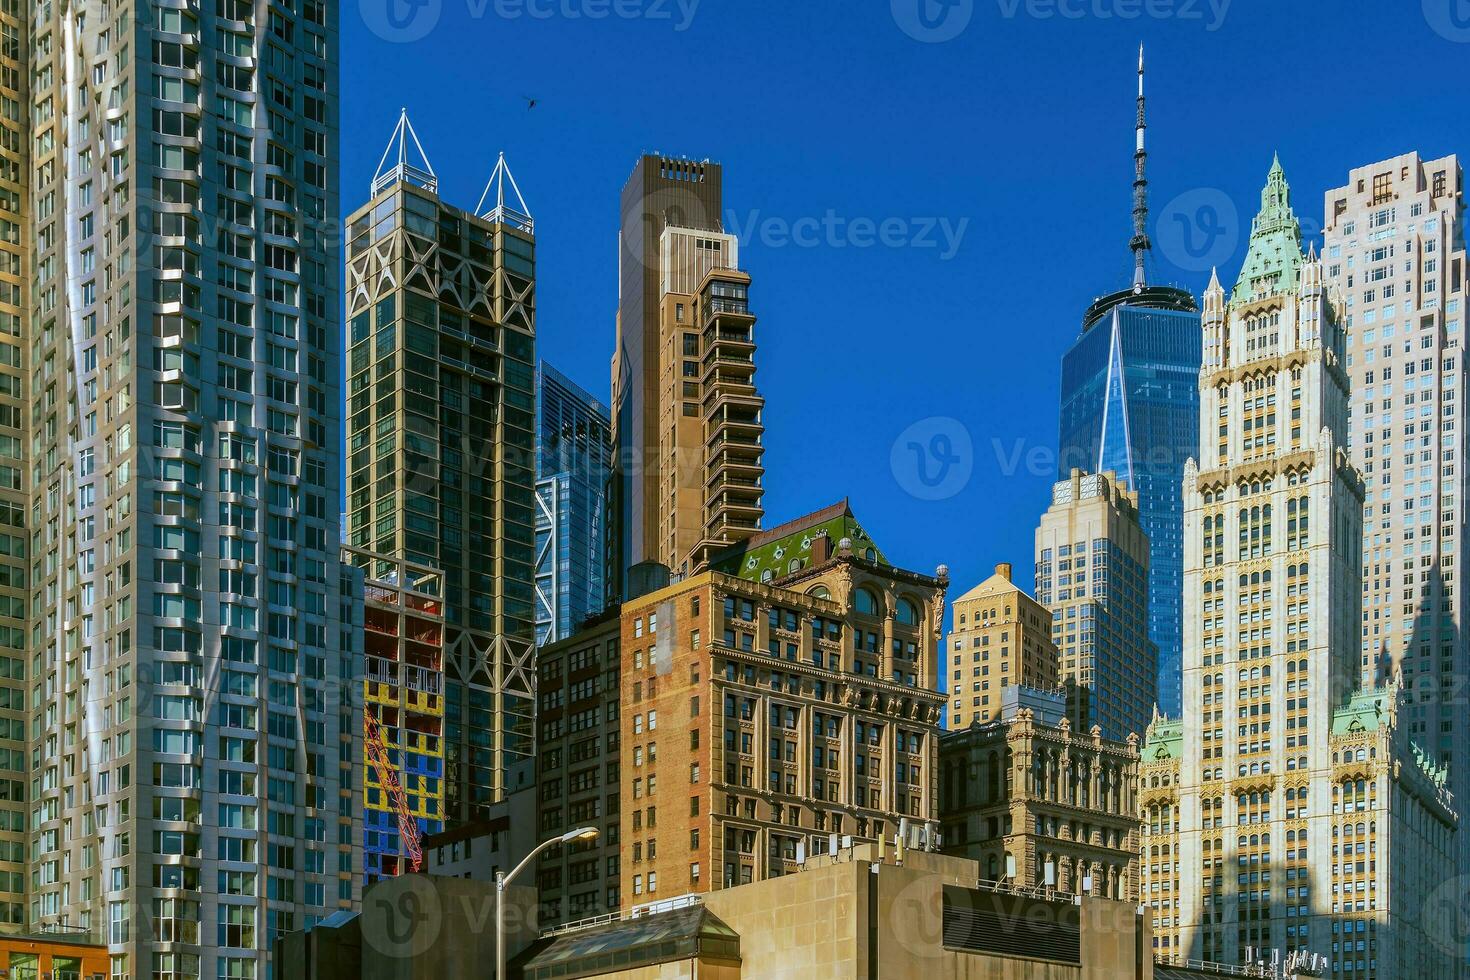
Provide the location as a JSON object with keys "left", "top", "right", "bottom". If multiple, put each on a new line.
{"left": 343, "top": 0, "right": 1470, "bottom": 598}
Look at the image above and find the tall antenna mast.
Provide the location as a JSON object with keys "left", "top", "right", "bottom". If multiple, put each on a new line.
{"left": 1130, "top": 44, "right": 1150, "bottom": 291}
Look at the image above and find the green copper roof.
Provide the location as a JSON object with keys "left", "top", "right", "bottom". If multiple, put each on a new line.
{"left": 1330, "top": 687, "right": 1449, "bottom": 789}
{"left": 1231, "top": 154, "right": 1304, "bottom": 304}
{"left": 1330, "top": 688, "right": 1389, "bottom": 737}
{"left": 1143, "top": 718, "right": 1182, "bottom": 762}
{"left": 709, "top": 499, "right": 887, "bottom": 583}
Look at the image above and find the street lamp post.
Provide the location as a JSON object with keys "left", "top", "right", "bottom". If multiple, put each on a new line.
{"left": 495, "top": 826, "right": 599, "bottom": 978}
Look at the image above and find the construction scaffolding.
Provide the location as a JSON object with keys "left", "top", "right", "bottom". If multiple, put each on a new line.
{"left": 346, "top": 549, "right": 447, "bottom": 883}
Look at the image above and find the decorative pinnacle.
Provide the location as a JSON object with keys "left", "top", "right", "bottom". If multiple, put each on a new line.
{"left": 372, "top": 108, "right": 437, "bottom": 197}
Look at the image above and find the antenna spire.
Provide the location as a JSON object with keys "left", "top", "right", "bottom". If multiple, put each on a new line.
{"left": 1129, "top": 43, "right": 1150, "bottom": 291}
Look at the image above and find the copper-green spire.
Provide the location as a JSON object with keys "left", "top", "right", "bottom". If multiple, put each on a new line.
{"left": 1230, "top": 153, "right": 1303, "bottom": 304}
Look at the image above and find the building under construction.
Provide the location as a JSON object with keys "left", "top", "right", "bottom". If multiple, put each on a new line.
{"left": 344, "top": 549, "right": 448, "bottom": 883}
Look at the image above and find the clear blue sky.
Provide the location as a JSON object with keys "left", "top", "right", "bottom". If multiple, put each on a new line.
{"left": 343, "top": 0, "right": 1470, "bottom": 599}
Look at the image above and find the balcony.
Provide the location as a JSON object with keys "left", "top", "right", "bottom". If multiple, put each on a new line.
{"left": 703, "top": 297, "right": 752, "bottom": 325}
{"left": 706, "top": 409, "right": 764, "bottom": 448}
{"left": 701, "top": 350, "right": 755, "bottom": 386}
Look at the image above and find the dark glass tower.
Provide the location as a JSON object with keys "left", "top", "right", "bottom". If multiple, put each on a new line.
{"left": 1056, "top": 49, "right": 1201, "bottom": 715}
{"left": 346, "top": 123, "right": 539, "bottom": 824}
{"left": 535, "top": 361, "right": 613, "bottom": 644}
{"left": 1059, "top": 300, "right": 1199, "bottom": 715}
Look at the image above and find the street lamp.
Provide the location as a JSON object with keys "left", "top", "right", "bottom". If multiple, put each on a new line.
{"left": 496, "top": 826, "right": 599, "bottom": 978}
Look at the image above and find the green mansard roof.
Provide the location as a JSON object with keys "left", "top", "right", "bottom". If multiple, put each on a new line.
{"left": 1330, "top": 688, "right": 1390, "bottom": 737}
{"left": 1231, "top": 154, "right": 1304, "bottom": 305}
{"left": 1143, "top": 717, "right": 1182, "bottom": 763}
{"left": 709, "top": 498, "right": 887, "bottom": 583}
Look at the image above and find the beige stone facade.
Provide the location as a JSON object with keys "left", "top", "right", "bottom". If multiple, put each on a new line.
{"left": 517, "top": 847, "right": 1161, "bottom": 980}
{"left": 1322, "top": 151, "right": 1467, "bottom": 814}
{"left": 940, "top": 694, "right": 1142, "bottom": 900}
{"left": 1143, "top": 160, "right": 1460, "bottom": 979}
{"left": 946, "top": 564, "right": 1060, "bottom": 729}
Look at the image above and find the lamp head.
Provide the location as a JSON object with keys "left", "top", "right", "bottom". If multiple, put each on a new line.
{"left": 561, "top": 826, "right": 600, "bottom": 844}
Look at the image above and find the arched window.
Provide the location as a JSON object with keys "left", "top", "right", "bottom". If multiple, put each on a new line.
{"left": 854, "top": 588, "right": 880, "bottom": 617}
{"left": 808, "top": 585, "right": 831, "bottom": 600}
{"left": 896, "top": 597, "right": 919, "bottom": 626}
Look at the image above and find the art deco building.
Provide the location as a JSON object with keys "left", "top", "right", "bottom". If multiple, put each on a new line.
{"left": 1141, "top": 159, "right": 1459, "bottom": 978}
{"left": 616, "top": 509, "right": 947, "bottom": 904}
{"left": 345, "top": 115, "right": 538, "bottom": 824}
{"left": 1322, "top": 153, "right": 1466, "bottom": 785}
{"left": 610, "top": 157, "right": 766, "bottom": 588}
{"left": 1058, "top": 49, "right": 1200, "bottom": 717}
{"left": 534, "top": 361, "right": 612, "bottom": 646}
{"left": 939, "top": 686, "right": 1141, "bottom": 900}
{"left": 945, "top": 564, "right": 1059, "bottom": 729}
{"left": 10, "top": 2, "right": 354, "bottom": 977}
{"left": 1035, "top": 469, "right": 1156, "bottom": 739}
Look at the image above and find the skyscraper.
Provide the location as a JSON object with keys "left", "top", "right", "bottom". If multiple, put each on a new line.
{"left": 14, "top": 3, "right": 352, "bottom": 977}
{"left": 1035, "top": 469, "right": 1156, "bottom": 739}
{"left": 610, "top": 157, "right": 765, "bottom": 588}
{"left": 1057, "top": 49, "right": 1201, "bottom": 716}
{"left": 944, "top": 563, "right": 1059, "bottom": 730}
{"left": 1140, "top": 159, "right": 1457, "bottom": 977}
{"left": 1322, "top": 153, "right": 1466, "bottom": 775}
{"left": 535, "top": 361, "right": 612, "bottom": 645}
{"left": 346, "top": 115, "right": 538, "bottom": 825}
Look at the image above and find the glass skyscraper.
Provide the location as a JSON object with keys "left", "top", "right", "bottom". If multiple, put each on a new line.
{"left": 1056, "top": 48, "right": 1201, "bottom": 716}
{"left": 1058, "top": 296, "right": 1200, "bottom": 715}
{"left": 346, "top": 123, "right": 538, "bottom": 827}
{"left": 534, "top": 361, "right": 612, "bottom": 645}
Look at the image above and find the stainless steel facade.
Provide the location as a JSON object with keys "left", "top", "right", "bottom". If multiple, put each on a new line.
{"left": 21, "top": 2, "right": 355, "bottom": 977}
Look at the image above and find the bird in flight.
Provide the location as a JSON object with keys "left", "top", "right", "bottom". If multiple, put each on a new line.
{"left": 523, "top": 96, "right": 538, "bottom": 110}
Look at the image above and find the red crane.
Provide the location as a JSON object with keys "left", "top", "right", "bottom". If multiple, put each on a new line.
{"left": 364, "top": 707, "right": 423, "bottom": 874}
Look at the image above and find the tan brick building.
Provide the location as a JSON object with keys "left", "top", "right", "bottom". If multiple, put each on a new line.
{"left": 531, "top": 610, "right": 625, "bottom": 925}
{"left": 616, "top": 534, "right": 947, "bottom": 904}
{"left": 946, "top": 563, "right": 1060, "bottom": 728}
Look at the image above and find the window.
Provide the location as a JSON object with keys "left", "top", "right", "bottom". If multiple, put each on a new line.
{"left": 896, "top": 598, "right": 919, "bottom": 625}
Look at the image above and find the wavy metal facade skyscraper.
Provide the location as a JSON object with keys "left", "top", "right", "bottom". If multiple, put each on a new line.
{"left": 1057, "top": 48, "right": 1201, "bottom": 716}
{"left": 12, "top": 2, "right": 354, "bottom": 976}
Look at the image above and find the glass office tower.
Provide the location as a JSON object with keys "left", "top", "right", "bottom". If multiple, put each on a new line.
{"left": 1056, "top": 48, "right": 1201, "bottom": 716}
{"left": 534, "top": 362, "right": 612, "bottom": 645}
{"left": 346, "top": 124, "right": 538, "bottom": 826}
{"left": 1058, "top": 292, "right": 1200, "bottom": 716}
